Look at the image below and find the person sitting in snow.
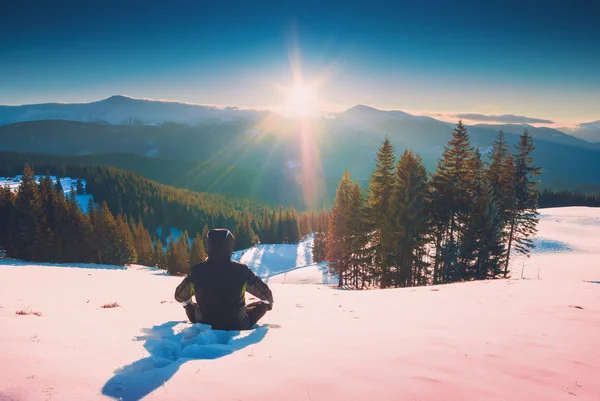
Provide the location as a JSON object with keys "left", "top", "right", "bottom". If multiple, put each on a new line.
{"left": 174, "top": 228, "right": 274, "bottom": 330}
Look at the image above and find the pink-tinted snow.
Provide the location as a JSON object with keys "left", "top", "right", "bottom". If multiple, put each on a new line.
{"left": 0, "top": 207, "right": 599, "bottom": 400}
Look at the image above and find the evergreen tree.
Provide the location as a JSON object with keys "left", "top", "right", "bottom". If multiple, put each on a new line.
{"left": 87, "top": 198, "right": 97, "bottom": 221}
{"left": 201, "top": 224, "right": 210, "bottom": 242}
{"left": 189, "top": 232, "right": 207, "bottom": 268}
{"left": 13, "top": 164, "right": 42, "bottom": 261}
{"left": 35, "top": 173, "right": 63, "bottom": 262}
{"left": 312, "top": 232, "right": 327, "bottom": 263}
{"left": 486, "top": 130, "right": 515, "bottom": 226}
{"left": 326, "top": 171, "right": 353, "bottom": 287}
{"left": 457, "top": 148, "right": 484, "bottom": 276}
{"left": 470, "top": 181, "right": 505, "bottom": 280}
{"left": 346, "top": 182, "right": 370, "bottom": 288}
{"left": 366, "top": 137, "right": 396, "bottom": 287}
{"left": 287, "top": 206, "right": 301, "bottom": 243}
{"left": 260, "top": 208, "right": 271, "bottom": 243}
{"left": 234, "top": 215, "right": 259, "bottom": 250}
{"left": 429, "top": 121, "right": 476, "bottom": 283}
{"left": 173, "top": 233, "right": 191, "bottom": 274}
{"left": 62, "top": 189, "right": 94, "bottom": 263}
{"left": 391, "top": 149, "right": 431, "bottom": 287}
{"left": 133, "top": 218, "right": 155, "bottom": 266}
{"left": 316, "top": 210, "right": 329, "bottom": 234}
{"left": 277, "top": 206, "right": 287, "bottom": 243}
{"left": 166, "top": 235, "right": 178, "bottom": 275}
{"left": 299, "top": 213, "right": 311, "bottom": 238}
{"left": 312, "top": 212, "right": 329, "bottom": 264}
{"left": 94, "top": 202, "right": 135, "bottom": 265}
{"left": 76, "top": 178, "right": 85, "bottom": 195}
{"left": 54, "top": 177, "right": 64, "bottom": 194}
{"left": 505, "top": 130, "right": 542, "bottom": 276}
{"left": 114, "top": 214, "right": 137, "bottom": 265}
{"left": 269, "top": 210, "right": 280, "bottom": 244}
{"left": 0, "top": 186, "right": 16, "bottom": 257}
{"left": 153, "top": 238, "right": 167, "bottom": 269}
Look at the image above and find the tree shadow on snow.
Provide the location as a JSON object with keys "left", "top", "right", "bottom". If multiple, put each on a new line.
{"left": 101, "top": 321, "right": 269, "bottom": 401}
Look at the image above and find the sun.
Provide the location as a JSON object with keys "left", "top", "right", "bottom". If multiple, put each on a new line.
{"left": 283, "top": 81, "right": 318, "bottom": 117}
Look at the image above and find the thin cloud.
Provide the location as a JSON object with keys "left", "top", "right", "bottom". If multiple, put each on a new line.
{"left": 457, "top": 113, "right": 554, "bottom": 124}
{"left": 578, "top": 120, "right": 600, "bottom": 130}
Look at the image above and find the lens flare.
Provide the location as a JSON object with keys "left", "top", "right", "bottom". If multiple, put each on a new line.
{"left": 283, "top": 81, "right": 318, "bottom": 117}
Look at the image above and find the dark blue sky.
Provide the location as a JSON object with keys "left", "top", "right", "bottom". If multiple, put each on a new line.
{"left": 1, "top": 0, "right": 599, "bottom": 125}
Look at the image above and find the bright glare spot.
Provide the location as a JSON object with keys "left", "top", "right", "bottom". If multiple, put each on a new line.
{"left": 283, "top": 82, "right": 318, "bottom": 117}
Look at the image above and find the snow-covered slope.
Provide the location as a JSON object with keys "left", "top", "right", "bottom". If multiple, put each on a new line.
{"left": 1, "top": 207, "right": 599, "bottom": 400}
{"left": 231, "top": 235, "right": 337, "bottom": 285}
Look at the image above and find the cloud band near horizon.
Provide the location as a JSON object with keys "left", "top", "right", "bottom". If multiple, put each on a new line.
{"left": 456, "top": 113, "right": 554, "bottom": 125}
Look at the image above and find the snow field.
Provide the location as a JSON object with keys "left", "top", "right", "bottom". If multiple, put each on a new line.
{"left": 0, "top": 206, "right": 598, "bottom": 400}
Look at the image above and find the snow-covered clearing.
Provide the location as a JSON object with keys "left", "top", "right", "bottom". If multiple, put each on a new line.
{"left": 1, "top": 175, "right": 92, "bottom": 212}
{"left": 1, "top": 207, "right": 599, "bottom": 400}
{"left": 231, "top": 235, "right": 318, "bottom": 281}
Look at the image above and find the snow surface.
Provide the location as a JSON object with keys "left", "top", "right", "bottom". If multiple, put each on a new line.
{"left": 231, "top": 237, "right": 314, "bottom": 278}
{"left": 1, "top": 207, "right": 599, "bottom": 400}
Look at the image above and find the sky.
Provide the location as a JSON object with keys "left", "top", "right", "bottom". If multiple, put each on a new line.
{"left": 1, "top": 0, "right": 599, "bottom": 127}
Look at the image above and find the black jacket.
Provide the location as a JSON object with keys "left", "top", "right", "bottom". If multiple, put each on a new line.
{"left": 174, "top": 228, "right": 273, "bottom": 330}
{"left": 174, "top": 259, "right": 273, "bottom": 330}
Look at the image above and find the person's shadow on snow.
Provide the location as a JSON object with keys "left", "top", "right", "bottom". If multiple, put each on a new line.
{"left": 102, "top": 321, "right": 269, "bottom": 401}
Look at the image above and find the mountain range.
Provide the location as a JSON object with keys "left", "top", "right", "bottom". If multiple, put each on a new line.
{"left": 1, "top": 95, "right": 599, "bottom": 208}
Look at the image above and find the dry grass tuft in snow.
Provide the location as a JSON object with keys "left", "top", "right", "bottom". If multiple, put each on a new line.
{"left": 15, "top": 307, "right": 42, "bottom": 317}
{"left": 101, "top": 302, "right": 120, "bottom": 309}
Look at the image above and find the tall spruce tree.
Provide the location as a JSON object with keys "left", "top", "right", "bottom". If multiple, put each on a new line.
{"left": 55, "top": 177, "right": 64, "bottom": 194}
{"left": 471, "top": 180, "right": 505, "bottom": 280}
{"left": 174, "top": 232, "right": 191, "bottom": 274}
{"left": 234, "top": 215, "right": 258, "bottom": 250}
{"left": 260, "top": 208, "right": 271, "bottom": 243}
{"left": 153, "top": 238, "right": 167, "bottom": 269}
{"left": 13, "top": 164, "right": 42, "bottom": 261}
{"left": 62, "top": 189, "right": 94, "bottom": 263}
{"left": 114, "top": 214, "right": 137, "bottom": 265}
{"left": 201, "top": 224, "right": 210, "bottom": 242}
{"left": 326, "top": 171, "right": 353, "bottom": 287}
{"left": 486, "top": 131, "right": 515, "bottom": 225}
{"left": 505, "top": 130, "right": 542, "bottom": 276}
{"left": 287, "top": 206, "right": 301, "bottom": 243}
{"left": 269, "top": 210, "right": 280, "bottom": 244}
{"left": 166, "top": 235, "right": 178, "bottom": 275}
{"left": 35, "top": 173, "right": 63, "bottom": 262}
{"left": 0, "top": 186, "right": 16, "bottom": 257}
{"left": 391, "top": 149, "right": 431, "bottom": 287}
{"left": 189, "top": 232, "right": 207, "bottom": 269}
{"left": 366, "top": 137, "right": 396, "bottom": 288}
{"left": 347, "top": 182, "right": 370, "bottom": 288}
{"left": 134, "top": 218, "right": 155, "bottom": 266}
{"left": 429, "top": 121, "right": 476, "bottom": 283}
{"left": 94, "top": 202, "right": 134, "bottom": 265}
{"left": 312, "top": 211, "right": 329, "bottom": 264}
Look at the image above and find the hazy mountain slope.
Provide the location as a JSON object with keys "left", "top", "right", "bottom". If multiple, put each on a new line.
{"left": 2, "top": 118, "right": 600, "bottom": 207}
{"left": 0, "top": 151, "right": 314, "bottom": 209}
{"left": 560, "top": 121, "right": 600, "bottom": 143}
{"left": 1, "top": 97, "right": 600, "bottom": 205}
{"left": 472, "top": 123, "right": 600, "bottom": 150}
{"left": 0, "top": 95, "right": 266, "bottom": 126}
